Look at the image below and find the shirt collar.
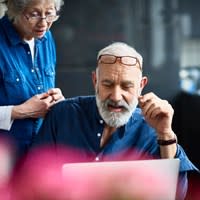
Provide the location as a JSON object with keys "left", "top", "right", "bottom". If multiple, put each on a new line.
{"left": 94, "top": 99, "right": 105, "bottom": 125}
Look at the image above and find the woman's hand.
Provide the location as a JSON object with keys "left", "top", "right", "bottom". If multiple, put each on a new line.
{"left": 47, "top": 88, "right": 65, "bottom": 103}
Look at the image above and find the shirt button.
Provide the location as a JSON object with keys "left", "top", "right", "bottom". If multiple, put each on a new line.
{"left": 37, "top": 86, "right": 41, "bottom": 90}
{"left": 95, "top": 157, "right": 100, "bottom": 161}
{"left": 27, "top": 51, "right": 31, "bottom": 54}
{"left": 16, "top": 78, "right": 19, "bottom": 82}
{"left": 31, "top": 69, "right": 35, "bottom": 73}
{"left": 97, "top": 133, "right": 101, "bottom": 137}
{"left": 99, "top": 120, "right": 104, "bottom": 124}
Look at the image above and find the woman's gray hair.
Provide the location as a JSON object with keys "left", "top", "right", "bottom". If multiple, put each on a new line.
{"left": 97, "top": 42, "right": 143, "bottom": 68}
{"left": 0, "top": 0, "right": 64, "bottom": 20}
{"left": 0, "top": 1, "right": 7, "bottom": 18}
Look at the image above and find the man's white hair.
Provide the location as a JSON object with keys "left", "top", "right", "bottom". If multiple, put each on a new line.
{"left": 97, "top": 42, "right": 143, "bottom": 68}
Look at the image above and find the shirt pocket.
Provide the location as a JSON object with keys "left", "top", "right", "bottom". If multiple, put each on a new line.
{"left": 3, "top": 71, "right": 29, "bottom": 103}
{"left": 44, "top": 65, "right": 55, "bottom": 88}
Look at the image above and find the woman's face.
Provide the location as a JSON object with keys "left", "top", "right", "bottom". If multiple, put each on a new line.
{"left": 14, "top": 0, "right": 57, "bottom": 40}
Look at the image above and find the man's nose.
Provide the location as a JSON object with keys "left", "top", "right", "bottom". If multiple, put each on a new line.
{"left": 110, "top": 86, "right": 123, "bottom": 102}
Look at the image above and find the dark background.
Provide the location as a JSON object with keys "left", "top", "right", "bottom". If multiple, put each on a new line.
{"left": 53, "top": 0, "right": 185, "bottom": 99}
{"left": 51, "top": 0, "right": 200, "bottom": 198}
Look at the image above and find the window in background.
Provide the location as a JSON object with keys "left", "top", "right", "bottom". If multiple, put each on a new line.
{"left": 180, "top": 39, "right": 200, "bottom": 95}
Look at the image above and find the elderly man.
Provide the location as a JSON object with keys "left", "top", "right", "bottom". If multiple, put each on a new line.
{"left": 32, "top": 42, "right": 197, "bottom": 199}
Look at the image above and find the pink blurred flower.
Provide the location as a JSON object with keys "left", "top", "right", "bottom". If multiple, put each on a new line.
{"left": 8, "top": 145, "right": 173, "bottom": 200}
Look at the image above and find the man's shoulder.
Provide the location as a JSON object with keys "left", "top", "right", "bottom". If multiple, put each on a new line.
{"left": 67, "top": 95, "right": 95, "bottom": 101}
{"left": 52, "top": 96, "right": 96, "bottom": 110}
{"left": 65, "top": 95, "right": 95, "bottom": 105}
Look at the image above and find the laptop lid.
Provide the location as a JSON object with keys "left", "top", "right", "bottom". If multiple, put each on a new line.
{"left": 62, "top": 158, "right": 180, "bottom": 200}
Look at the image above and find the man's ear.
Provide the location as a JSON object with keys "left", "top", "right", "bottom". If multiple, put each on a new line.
{"left": 92, "top": 70, "right": 97, "bottom": 89}
{"left": 140, "top": 76, "right": 148, "bottom": 90}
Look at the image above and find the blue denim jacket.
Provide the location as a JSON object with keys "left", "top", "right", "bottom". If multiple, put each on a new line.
{"left": 0, "top": 16, "right": 56, "bottom": 156}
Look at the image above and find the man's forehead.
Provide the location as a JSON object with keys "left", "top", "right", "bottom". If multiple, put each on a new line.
{"left": 98, "top": 64, "right": 141, "bottom": 79}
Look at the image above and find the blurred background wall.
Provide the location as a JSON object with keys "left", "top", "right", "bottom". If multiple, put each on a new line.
{"left": 53, "top": 0, "right": 181, "bottom": 99}
{"left": 51, "top": 0, "right": 200, "bottom": 194}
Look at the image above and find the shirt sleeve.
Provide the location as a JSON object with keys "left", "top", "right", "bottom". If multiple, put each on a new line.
{"left": 31, "top": 105, "right": 57, "bottom": 148}
{"left": 0, "top": 106, "right": 14, "bottom": 130}
{"left": 176, "top": 172, "right": 188, "bottom": 200}
{"left": 175, "top": 144, "right": 199, "bottom": 172}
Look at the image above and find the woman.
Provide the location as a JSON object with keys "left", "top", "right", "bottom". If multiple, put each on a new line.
{"left": 0, "top": 0, "right": 65, "bottom": 158}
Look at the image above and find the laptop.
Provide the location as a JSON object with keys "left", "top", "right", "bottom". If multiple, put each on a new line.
{"left": 62, "top": 159, "right": 180, "bottom": 200}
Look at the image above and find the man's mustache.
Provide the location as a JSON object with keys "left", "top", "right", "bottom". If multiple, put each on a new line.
{"left": 105, "top": 99, "right": 129, "bottom": 111}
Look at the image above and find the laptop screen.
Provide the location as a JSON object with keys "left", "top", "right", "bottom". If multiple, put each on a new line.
{"left": 62, "top": 158, "right": 180, "bottom": 200}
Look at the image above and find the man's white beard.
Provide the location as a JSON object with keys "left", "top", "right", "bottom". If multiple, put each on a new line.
{"left": 96, "top": 94, "right": 138, "bottom": 128}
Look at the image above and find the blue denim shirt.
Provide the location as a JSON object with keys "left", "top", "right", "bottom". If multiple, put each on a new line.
{"left": 34, "top": 96, "right": 198, "bottom": 199}
{"left": 0, "top": 16, "right": 56, "bottom": 155}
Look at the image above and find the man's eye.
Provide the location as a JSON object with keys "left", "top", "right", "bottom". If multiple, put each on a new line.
{"left": 103, "top": 84, "right": 112, "bottom": 88}
{"left": 122, "top": 85, "right": 134, "bottom": 90}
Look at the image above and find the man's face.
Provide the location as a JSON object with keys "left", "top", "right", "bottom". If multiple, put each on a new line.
{"left": 93, "top": 58, "right": 147, "bottom": 128}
